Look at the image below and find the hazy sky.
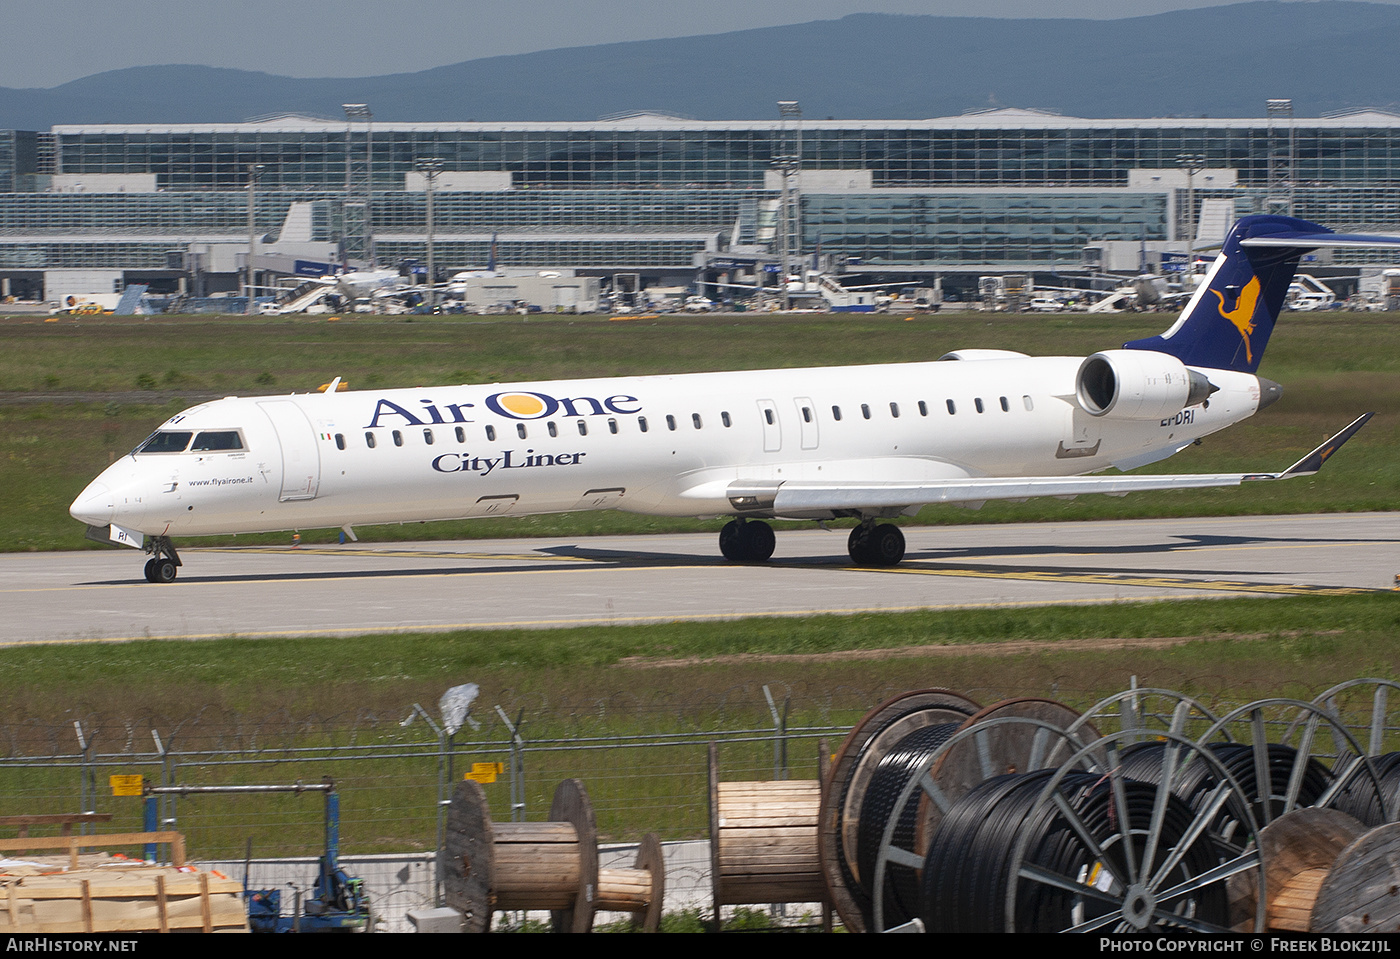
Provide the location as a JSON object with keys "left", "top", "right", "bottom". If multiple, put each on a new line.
{"left": 7, "top": 0, "right": 1394, "bottom": 88}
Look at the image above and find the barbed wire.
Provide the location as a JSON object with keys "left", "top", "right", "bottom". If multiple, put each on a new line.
{"left": 2, "top": 678, "right": 1394, "bottom": 861}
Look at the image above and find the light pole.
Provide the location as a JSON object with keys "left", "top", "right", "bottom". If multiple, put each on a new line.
{"left": 416, "top": 158, "right": 444, "bottom": 313}
{"left": 775, "top": 100, "right": 802, "bottom": 311}
{"left": 1175, "top": 153, "right": 1205, "bottom": 248}
{"left": 245, "top": 163, "right": 265, "bottom": 315}
{"left": 342, "top": 103, "right": 374, "bottom": 268}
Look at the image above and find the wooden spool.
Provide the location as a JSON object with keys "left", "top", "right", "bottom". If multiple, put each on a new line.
{"left": 1253, "top": 807, "right": 1367, "bottom": 932}
{"left": 817, "top": 689, "right": 981, "bottom": 933}
{"left": 595, "top": 832, "right": 665, "bottom": 932}
{"left": 1313, "top": 821, "right": 1400, "bottom": 933}
{"left": 708, "top": 742, "right": 829, "bottom": 928}
{"left": 443, "top": 777, "right": 599, "bottom": 932}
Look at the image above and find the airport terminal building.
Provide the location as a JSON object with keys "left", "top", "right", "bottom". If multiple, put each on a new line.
{"left": 3, "top": 108, "right": 1400, "bottom": 301}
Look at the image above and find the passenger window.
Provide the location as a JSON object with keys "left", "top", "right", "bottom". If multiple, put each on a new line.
{"left": 577, "top": 420, "right": 588, "bottom": 436}
{"left": 455, "top": 426, "right": 465, "bottom": 443}
{"left": 946, "top": 400, "right": 956, "bottom": 414}
{"left": 666, "top": 415, "right": 677, "bottom": 431}
{"left": 890, "top": 402, "right": 900, "bottom": 418}
{"left": 975, "top": 398, "right": 985, "bottom": 413}
{"left": 918, "top": 401, "right": 928, "bottom": 416}
{"left": 801, "top": 407, "right": 812, "bottom": 423}
{"left": 832, "top": 406, "right": 842, "bottom": 421}
{"left": 861, "top": 404, "right": 871, "bottom": 420}
{"left": 692, "top": 413, "right": 702, "bottom": 429}
{"left": 517, "top": 423, "right": 527, "bottom": 439}
{"left": 424, "top": 428, "right": 434, "bottom": 445}
{"left": 609, "top": 418, "right": 619, "bottom": 434}
{"left": 721, "top": 411, "right": 732, "bottom": 427}
{"left": 191, "top": 430, "right": 243, "bottom": 451}
{"left": 1000, "top": 396, "right": 1010, "bottom": 412}
{"left": 393, "top": 430, "right": 403, "bottom": 447}
{"left": 335, "top": 433, "right": 345, "bottom": 451}
{"left": 485, "top": 425, "right": 496, "bottom": 441}
{"left": 548, "top": 421, "right": 558, "bottom": 438}
{"left": 638, "top": 416, "right": 648, "bottom": 432}
{"left": 365, "top": 432, "right": 376, "bottom": 449}
{"left": 1023, "top": 395, "right": 1034, "bottom": 411}
{"left": 134, "top": 431, "right": 192, "bottom": 454}
{"left": 764, "top": 409, "right": 775, "bottom": 425}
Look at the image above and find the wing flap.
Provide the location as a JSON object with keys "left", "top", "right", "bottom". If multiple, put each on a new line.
{"left": 726, "top": 414, "right": 1371, "bottom": 514}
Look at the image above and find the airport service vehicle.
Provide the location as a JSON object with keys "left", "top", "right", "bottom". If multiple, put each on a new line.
{"left": 71, "top": 216, "right": 1397, "bottom": 582}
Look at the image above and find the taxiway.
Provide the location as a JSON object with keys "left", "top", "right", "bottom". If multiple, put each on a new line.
{"left": 2, "top": 513, "right": 1395, "bottom": 646}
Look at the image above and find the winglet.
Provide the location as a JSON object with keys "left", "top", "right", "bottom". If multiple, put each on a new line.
{"left": 1250, "top": 412, "right": 1375, "bottom": 481}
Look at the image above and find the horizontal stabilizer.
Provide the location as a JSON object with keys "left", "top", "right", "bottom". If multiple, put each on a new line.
{"left": 1126, "top": 215, "right": 1400, "bottom": 375}
{"left": 1241, "top": 232, "right": 1400, "bottom": 249}
{"left": 726, "top": 415, "right": 1372, "bottom": 515}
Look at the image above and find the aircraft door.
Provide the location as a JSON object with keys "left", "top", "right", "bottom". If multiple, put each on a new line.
{"left": 794, "top": 396, "right": 819, "bottom": 450}
{"left": 757, "top": 399, "right": 782, "bottom": 452}
{"left": 257, "top": 400, "right": 321, "bottom": 501}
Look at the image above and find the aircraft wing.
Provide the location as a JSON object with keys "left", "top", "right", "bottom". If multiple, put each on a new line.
{"left": 724, "top": 413, "right": 1372, "bottom": 514}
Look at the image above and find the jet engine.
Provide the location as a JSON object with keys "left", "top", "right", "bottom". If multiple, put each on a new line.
{"left": 1075, "top": 349, "right": 1215, "bottom": 419}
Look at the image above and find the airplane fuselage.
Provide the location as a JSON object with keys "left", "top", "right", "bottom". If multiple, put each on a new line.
{"left": 72, "top": 354, "right": 1265, "bottom": 540}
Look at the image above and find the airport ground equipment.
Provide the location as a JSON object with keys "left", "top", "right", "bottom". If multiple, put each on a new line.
{"left": 142, "top": 779, "right": 369, "bottom": 933}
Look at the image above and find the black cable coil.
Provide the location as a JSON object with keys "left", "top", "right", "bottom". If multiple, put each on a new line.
{"left": 1329, "top": 751, "right": 1400, "bottom": 827}
{"left": 1117, "top": 741, "right": 1332, "bottom": 851}
{"left": 831, "top": 697, "right": 977, "bottom": 928}
{"left": 852, "top": 721, "right": 962, "bottom": 927}
{"left": 919, "top": 769, "right": 1233, "bottom": 934}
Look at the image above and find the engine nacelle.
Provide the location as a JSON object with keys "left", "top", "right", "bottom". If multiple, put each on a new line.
{"left": 1075, "top": 350, "right": 1215, "bottom": 419}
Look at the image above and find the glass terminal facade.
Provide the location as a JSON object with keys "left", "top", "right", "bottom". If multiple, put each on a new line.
{"left": 3, "top": 110, "right": 1400, "bottom": 286}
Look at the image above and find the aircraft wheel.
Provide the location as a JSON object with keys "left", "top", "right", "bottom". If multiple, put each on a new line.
{"left": 151, "top": 558, "right": 178, "bottom": 584}
{"left": 869, "top": 524, "right": 905, "bottom": 566}
{"left": 719, "top": 520, "right": 746, "bottom": 561}
{"left": 847, "top": 524, "right": 873, "bottom": 565}
{"left": 143, "top": 559, "right": 159, "bottom": 583}
{"left": 745, "top": 521, "right": 776, "bottom": 562}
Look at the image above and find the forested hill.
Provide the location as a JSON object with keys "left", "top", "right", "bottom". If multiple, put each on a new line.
{"left": 4, "top": 2, "right": 1400, "bottom": 127}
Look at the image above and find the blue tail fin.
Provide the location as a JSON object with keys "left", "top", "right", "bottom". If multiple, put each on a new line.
{"left": 1124, "top": 214, "right": 1330, "bottom": 373}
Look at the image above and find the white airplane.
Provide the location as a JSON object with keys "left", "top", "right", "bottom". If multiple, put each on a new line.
{"left": 72, "top": 216, "right": 1398, "bottom": 583}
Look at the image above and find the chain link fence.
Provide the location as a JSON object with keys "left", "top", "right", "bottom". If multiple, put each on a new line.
{"left": 2, "top": 678, "right": 1391, "bottom": 875}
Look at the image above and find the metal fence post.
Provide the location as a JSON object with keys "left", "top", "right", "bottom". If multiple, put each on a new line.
{"left": 762, "top": 685, "right": 790, "bottom": 780}
{"left": 495, "top": 706, "right": 526, "bottom": 821}
{"left": 73, "top": 721, "right": 96, "bottom": 824}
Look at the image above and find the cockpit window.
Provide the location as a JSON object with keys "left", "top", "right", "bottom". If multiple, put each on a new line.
{"left": 134, "top": 431, "right": 192, "bottom": 454}
{"left": 191, "top": 431, "right": 244, "bottom": 451}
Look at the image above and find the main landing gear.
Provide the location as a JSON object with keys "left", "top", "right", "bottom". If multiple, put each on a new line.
{"left": 717, "top": 518, "right": 907, "bottom": 567}
{"left": 142, "top": 536, "right": 182, "bottom": 583}
{"left": 718, "top": 519, "right": 776, "bottom": 562}
{"left": 847, "top": 521, "right": 905, "bottom": 567}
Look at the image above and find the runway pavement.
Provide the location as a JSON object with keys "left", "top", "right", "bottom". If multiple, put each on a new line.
{"left": 3, "top": 513, "right": 1396, "bottom": 646}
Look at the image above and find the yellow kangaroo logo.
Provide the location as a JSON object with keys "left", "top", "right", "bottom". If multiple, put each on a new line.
{"left": 1211, "top": 277, "right": 1261, "bottom": 364}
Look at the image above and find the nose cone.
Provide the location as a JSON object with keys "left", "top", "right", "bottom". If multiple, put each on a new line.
{"left": 70, "top": 481, "right": 114, "bottom": 527}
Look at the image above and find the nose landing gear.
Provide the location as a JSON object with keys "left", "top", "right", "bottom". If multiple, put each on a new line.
{"left": 142, "top": 537, "right": 182, "bottom": 583}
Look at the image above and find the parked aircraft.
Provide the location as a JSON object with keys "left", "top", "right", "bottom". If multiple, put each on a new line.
{"left": 71, "top": 216, "right": 1397, "bottom": 582}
